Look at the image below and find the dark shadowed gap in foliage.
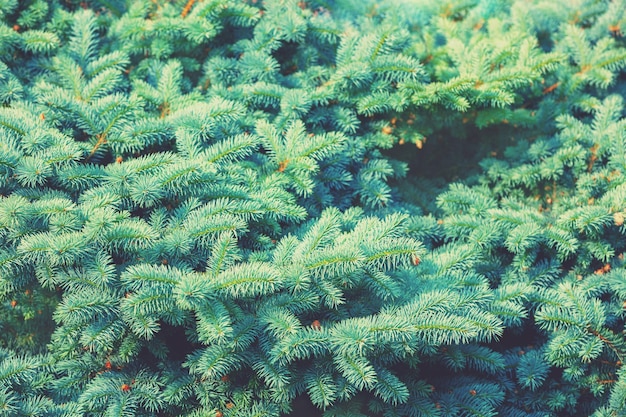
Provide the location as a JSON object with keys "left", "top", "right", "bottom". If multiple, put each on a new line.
{"left": 384, "top": 123, "right": 525, "bottom": 214}
{"left": 158, "top": 322, "right": 198, "bottom": 362}
{"left": 287, "top": 395, "right": 322, "bottom": 417}
{"left": 0, "top": 287, "right": 60, "bottom": 355}
{"left": 286, "top": 393, "right": 385, "bottom": 417}
{"left": 489, "top": 321, "right": 546, "bottom": 352}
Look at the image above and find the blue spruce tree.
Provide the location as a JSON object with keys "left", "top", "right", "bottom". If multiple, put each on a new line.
{"left": 1, "top": 0, "right": 626, "bottom": 416}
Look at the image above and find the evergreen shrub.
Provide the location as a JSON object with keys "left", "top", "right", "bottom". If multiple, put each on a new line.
{"left": 1, "top": 0, "right": 626, "bottom": 416}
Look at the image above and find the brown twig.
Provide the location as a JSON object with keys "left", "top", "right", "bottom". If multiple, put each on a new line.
{"left": 542, "top": 82, "right": 560, "bottom": 95}
{"left": 588, "top": 326, "right": 625, "bottom": 362}
{"left": 86, "top": 133, "right": 107, "bottom": 161}
{"left": 181, "top": 0, "right": 196, "bottom": 18}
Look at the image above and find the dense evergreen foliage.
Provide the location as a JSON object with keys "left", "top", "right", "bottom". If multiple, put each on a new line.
{"left": 1, "top": 0, "right": 626, "bottom": 416}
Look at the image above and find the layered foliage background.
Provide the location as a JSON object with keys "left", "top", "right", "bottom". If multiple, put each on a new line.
{"left": 1, "top": 0, "right": 626, "bottom": 416}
